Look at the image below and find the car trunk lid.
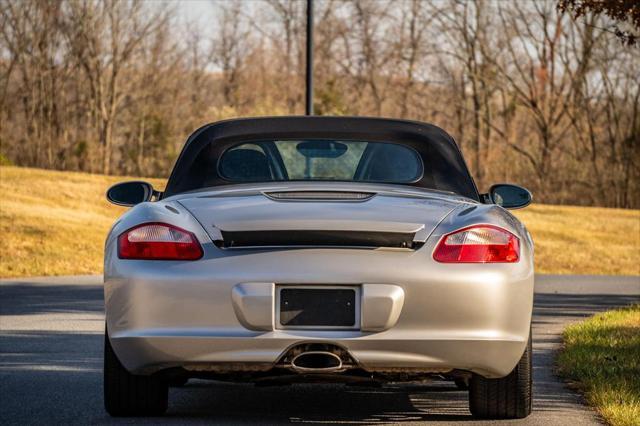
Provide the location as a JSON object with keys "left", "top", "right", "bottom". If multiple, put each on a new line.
{"left": 177, "top": 187, "right": 466, "bottom": 249}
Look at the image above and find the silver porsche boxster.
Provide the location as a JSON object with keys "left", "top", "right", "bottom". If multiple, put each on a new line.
{"left": 104, "top": 116, "right": 534, "bottom": 418}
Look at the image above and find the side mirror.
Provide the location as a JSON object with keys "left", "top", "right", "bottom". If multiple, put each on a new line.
{"left": 106, "top": 181, "right": 156, "bottom": 207}
{"left": 488, "top": 184, "right": 532, "bottom": 209}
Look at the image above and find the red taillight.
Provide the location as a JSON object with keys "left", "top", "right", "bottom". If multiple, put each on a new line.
{"left": 433, "top": 225, "right": 519, "bottom": 263}
{"left": 118, "top": 223, "right": 203, "bottom": 260}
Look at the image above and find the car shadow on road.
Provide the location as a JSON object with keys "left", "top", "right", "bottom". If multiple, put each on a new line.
{"left": 163, "top": 380, "right": 473, "bottom": 424}
{"left": 0, "top": 283, "right": 104, "bottom": 316}
{"left": 0, "top": 331, "right": 476, "bottom": 424}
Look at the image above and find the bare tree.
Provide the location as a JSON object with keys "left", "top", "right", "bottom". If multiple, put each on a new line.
{"left": 61, "top": 0, "right": 167, "bottom": 174}
{"left": 488, "top": 1, "right": 576, "bottom": 190}
{"left": 210, "top": 1, "right": 249, "bottom": 109}
{"left": 0, "top": 0, "right": 66, "bottom": 168}
{"left": 431, "top": 0, "right": 495, "bottom": 186}
{"left": 396, "top": 0, "right": 429, "bottom": 119}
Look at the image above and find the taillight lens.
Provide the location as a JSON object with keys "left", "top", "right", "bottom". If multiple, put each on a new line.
{"left": 433, "top": 225, "right": 519, "bottom": 263}
{"left": 118, "top": 223, "right": 203, "bottom": 260}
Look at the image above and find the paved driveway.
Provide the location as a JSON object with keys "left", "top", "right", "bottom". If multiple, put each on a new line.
{"left": 0, "top": 274, "right": 638, "bottom": 425}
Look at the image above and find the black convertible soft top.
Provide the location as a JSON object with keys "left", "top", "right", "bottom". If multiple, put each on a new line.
{"left": 163, "top": 116, "right": 479, "bottom": 201}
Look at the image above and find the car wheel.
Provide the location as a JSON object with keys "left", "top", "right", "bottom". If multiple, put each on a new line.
{"left": 104, "top": 330, "right": 168, "bottom": 416}
{"left": 468, "top": 332, "right": 532, "bottom": 419}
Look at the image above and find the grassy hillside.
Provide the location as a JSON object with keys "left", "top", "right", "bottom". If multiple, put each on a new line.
{"left": 0, "top": 166, "right": 164, "bottom": 278}
{"left": 0, "top": 166, "right": 638, "bottom": 278}
{"left": 515, "top": 204, "right": 640, "bottom": 275}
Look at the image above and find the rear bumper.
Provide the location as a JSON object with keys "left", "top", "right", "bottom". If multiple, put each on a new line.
{"left": 105, "top": 246, "right": 534, "bottom": 379}
{"left": 109, "top": 331, "right": 527, "bottom": 378}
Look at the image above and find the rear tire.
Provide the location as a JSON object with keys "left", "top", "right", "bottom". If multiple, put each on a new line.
{"left": 104, "top": 331, "right": 168, "bottom": 416}
{"left": 468, "top": 332, "right": 532, "bottom": 419}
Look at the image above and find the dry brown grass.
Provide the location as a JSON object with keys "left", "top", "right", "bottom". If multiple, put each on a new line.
{"left": 0, "top": 166, "right": 163, "bottom": 278}
{"left": 0, "top": 166, "right": 638, "bottom": 277}
{"left": 514, "top": 204, "right": 640, "bottom": 275}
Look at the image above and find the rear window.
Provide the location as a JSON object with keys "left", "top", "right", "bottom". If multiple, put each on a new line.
{"left": 218, "top": 140, "right": 423, "bottom": 183}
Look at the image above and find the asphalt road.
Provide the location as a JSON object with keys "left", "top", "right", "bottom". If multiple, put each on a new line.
{"left": 0, "top": 275, "right": 638, "bottom": 425}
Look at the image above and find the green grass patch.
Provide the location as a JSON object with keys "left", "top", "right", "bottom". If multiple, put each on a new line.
{"left": 557, "top": 305, "right": 640, "bottom": 426}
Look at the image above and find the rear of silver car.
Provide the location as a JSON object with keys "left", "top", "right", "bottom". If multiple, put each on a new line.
{"left": 104, "top": 185, "right": 533, "bottom": 417}
{"left": 103, "top": 116, "right": 533, "bottom": 419}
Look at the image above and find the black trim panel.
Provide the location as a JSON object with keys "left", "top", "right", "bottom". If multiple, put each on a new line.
{"left": 218, "top": 230, "right": 417, "bottom": 248}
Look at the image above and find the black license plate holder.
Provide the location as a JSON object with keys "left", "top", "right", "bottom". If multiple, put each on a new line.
{"left": 277, "top": 287, "right": 359, "bottom": 329}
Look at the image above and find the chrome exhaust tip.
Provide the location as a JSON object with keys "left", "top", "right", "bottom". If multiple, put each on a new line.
{"left": 291, "top": 351, "right": 343, "bottom": 373}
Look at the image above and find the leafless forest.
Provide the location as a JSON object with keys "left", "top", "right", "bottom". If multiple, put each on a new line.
{"left": 0, "top": 0, "right": 638, "bottom": 207}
